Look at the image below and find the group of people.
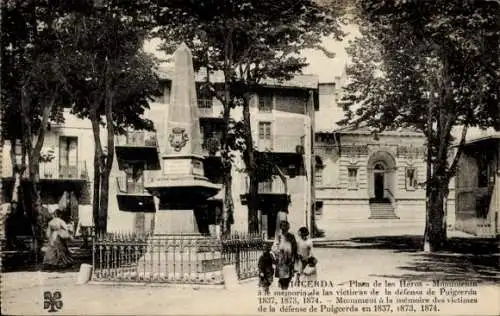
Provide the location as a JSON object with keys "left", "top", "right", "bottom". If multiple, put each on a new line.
{"left": 258, "top": 220, "right": 317, "bottom": 294}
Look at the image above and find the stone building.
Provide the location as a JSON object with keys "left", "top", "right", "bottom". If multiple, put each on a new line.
{"left": 314, "top": 75, "right": 456, "bottom": 236}
{"left": 455, "top": 130, "right": 499, "bottom": 237}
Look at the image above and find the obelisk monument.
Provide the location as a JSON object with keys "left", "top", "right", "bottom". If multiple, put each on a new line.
{"left": 145, "top": 43, "right": 220, "bottom": 235}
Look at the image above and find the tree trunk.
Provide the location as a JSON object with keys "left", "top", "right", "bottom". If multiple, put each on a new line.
{"left": 9, "top": 139, "right": 25, "bottom": 204}
{"left": 424, "top": 134, "right": 449, "bottom": 252}
{"left": 98, "top": 171, "right": 109, "bottom": 234}
{"left": 220, "top": 94, "right": 234, "bottom": 237}
{"left": 28, "top": 159, "right": 43, "bottom": 259}
{"left": 97, "top": 88, "right": 115, "bottom": 236}
{"left": 222, "top": 169, "right": 233, "bottom": 237}
{"left": 90, "top": 112, "right": 106, "bottom": 235}
{"left": 92, "top": 152, "right": 102, "bottom": 235}
{"left": 425, "top": 180, "right": 447, "bottom": 252}
{"left": 7, "top": 139, "right": 26, "bottom": 249}
{"left": 247, "top": 174, "right": 259, "bottom": 233}
{"left": 242, "top": 94, "right": 259, "bottom": 233}
{"left": 219, "top": 30, "right": 236, "bottom": 237}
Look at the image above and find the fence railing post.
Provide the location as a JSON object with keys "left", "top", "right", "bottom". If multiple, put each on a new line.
{"left": 235, "top": 240, "right": 241, "bottom": 279}
{"left": 91, "top": 234, "right": 95, "bottom": 280}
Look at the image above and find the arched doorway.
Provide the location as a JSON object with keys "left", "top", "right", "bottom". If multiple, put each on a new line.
{"left": 373, "top": 162, "right": 385, "bottom": 200}
{"left": 367, "top": 151, "right": 397, "bottom": 200}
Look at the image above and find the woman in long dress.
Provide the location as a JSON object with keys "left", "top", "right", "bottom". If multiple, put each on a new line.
{"left": 43, "top": 209, "right": 74, "bottom": 269}
{"left": 272, "top": 220, "right": 298, "bottom": 290}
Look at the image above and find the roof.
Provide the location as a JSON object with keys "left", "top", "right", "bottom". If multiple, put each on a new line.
{"left": 155, "top": 66, "right": 318, "bottom": 90}
{"left": 450, "top": 127, "right": 500, "bottom": 147}
{"left": 463, "top": 134, "right": 500, "bottom": 146}
{"left": 316, "top": 123, "right": 424, "bottom": 137}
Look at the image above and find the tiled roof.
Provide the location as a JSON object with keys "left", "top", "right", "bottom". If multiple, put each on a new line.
{"left": 316, "top": 123, "right": 424, "bottom": 136}
{"left": 155, "top": 66, "right": 318, "bottom": 89}
{"left": 461, "top": 128, "right": 500, "bottom": 145}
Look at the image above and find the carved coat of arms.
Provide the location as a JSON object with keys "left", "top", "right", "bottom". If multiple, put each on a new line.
{"left": 169, "top": 127, "right": 189, "bottom": 152}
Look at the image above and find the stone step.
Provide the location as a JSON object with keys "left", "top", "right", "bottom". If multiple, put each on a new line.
{"left": 369, "top": 207, "right": 394, "bottom": 211}
{"left": 369, "top": 215, "right": 399, "bottom": 219}
{"left": 369, "top": 203, "right": 399, "bottom": 219}
{"left": 369, "top": 206, "right": 394, "bottom": 210}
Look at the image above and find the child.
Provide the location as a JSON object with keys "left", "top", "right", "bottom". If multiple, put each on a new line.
{"left": 297, "top": 227, "right": 317, "bottom": 281}
{"left": 258, "top": 242, "right": 275, "bottom": 294}
{"left": 301, "top": 256, "right": 318, "bottom": 281}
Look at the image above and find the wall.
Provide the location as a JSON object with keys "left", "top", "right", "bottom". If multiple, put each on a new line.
{"left": 315, "top": 131, "right": 457, "bottom": 233}
{"left": 316, "top": 82, "right": 346, "bottom": 132}
{"left": 107, "top": 101, "right": 167, "bottom": 233}
{"left": 455, "top": 140, "right": 499, "bottom": 237}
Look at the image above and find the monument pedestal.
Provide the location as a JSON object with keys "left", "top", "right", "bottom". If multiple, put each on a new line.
{"left": 153, "top": 210, "right": 199, "bottom": 235}
{"left": 136, "top": 207, "right": 223, "bottom": 284}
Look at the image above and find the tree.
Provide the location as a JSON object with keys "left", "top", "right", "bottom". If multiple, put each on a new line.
{"left": 154, "top": 0, "right": 344, "bottom": 234}
{"left": 340, "top": 0, "right": 499, "bottom": 251}
{"left": 1, "top": 0, "right": 75, "bottom": 254}
{"left": 67, "top": 3, "right": 158, "bottom": 234}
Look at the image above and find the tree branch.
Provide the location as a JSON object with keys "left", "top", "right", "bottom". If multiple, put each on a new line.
{"left": 445, "top": 124, "right": 468, "bottom": 182}
{"left": 273, "top": 164, "right": 288, "bottom": 194}
{"left": 32, "top": 97, "right": 55, "bottom": 161}
{"left": 90, "top": 109, "right": 104, "bottom": 170}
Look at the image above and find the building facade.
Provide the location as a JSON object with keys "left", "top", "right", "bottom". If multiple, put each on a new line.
{"left": 455, "top": 131, "right": 500, "bottom": 237}
{"left": 1, "top": 68, "right": 318, "bottom": 239}
{"left": 314, "top": 77, "right": 456, "bottom": 236}
{"left": 1, "top": 113, "right": 94, "bottom": 230}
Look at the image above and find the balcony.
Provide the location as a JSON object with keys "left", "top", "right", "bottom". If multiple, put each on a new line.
{"left": 39, "top": 160, "right": 89, "bottom": 180}
{"left": 256, "top": 135, "right": 305, "bottom": 153}
{"left": 255, "top": 135, "right": 306, "bottom": 176}
{"left": 116, "top": 175, "right": 155, "bottom": 213}
{"left": 240, "top": 178, "right": 290, "bottom": 208}
{"left": 115, "top": 131, "right": 161, "bottom": 170}
{"left": 198, "top": 99, "right": 223, "bottom": 120}
{"left": 1, "top": 160, "right": 90, "bottom": 205}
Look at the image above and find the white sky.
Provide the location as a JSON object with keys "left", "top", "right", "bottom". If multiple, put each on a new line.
{"left": 143, "top": 24, "right": 360, "bottom": 83}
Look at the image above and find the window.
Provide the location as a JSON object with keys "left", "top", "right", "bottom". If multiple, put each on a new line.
{"left": 405, "top": 167, "right": 418, "bottom": 190}
{"left": 59, "top": 136, "right": 78, "bottom": 178}
{"left": 258, "top": 122, "right": 273, "bottom": 150}
{"left": 201, "top": 122, "right": 222, "bottom": 155}
{"left": 197, "top": 84, "right": 213, "bottom": 110}
{"left": 258, "top": 92, "right": 273, "bottom": 112}
{"left": 315, "top": 170, "right": 323, "bottom": 186}
{"left": 477, "top": 153, "right": 493, "bottom": 188}
{"left": 260, "top": 179, "right": 273, "bottom": 193}
{"left": 348, "top": 167, "right": 358, "bottom": 189}
{"left": 126, "top": 164, "right": 144, "bottom": 194}
{"left": 126, "top": 131, "right": 145, "bottom": 146}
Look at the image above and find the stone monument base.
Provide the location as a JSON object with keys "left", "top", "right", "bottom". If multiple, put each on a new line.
{"left": 134, "top": 235, "right": 224, "bottom": 284}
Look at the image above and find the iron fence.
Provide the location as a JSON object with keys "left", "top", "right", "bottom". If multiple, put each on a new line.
{"left": 92, "top": 232, "right": 264, "bottom": 284}
{"left": 221, "top": 233, "right": 265, "bottom": 280}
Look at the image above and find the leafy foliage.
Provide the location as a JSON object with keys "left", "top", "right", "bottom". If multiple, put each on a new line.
{"left": 342, "top": 0, "right": 498, "bottom": 134}
{"left": 1, "top": 0, "right": 74, "bottom": 141}
{"left": 66, "top": 8, "right": 159, "bottom": 133}
{"left": 155, "top": 0, "right": 344, "bottom": 88}
{"left": 340, "top": 0, "right": 499, "bottom": 250}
